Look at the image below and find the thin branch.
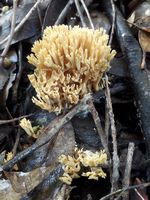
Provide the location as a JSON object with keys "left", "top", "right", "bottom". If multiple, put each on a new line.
{"left": 100, "top": 182, "right": 150, "bottom": 200}
{"left": 105, "top": 74, "right": 119, "bottom": 192}
{"left": 104, "top": 96, "right": 110, "bottom": 144}
{"left": 88, "top": 99, "right": 110, "bottom": 157}
{"left": 0, "top": 0, "right": 17, "bottom": 64}
{"left": 55, "top": 0, "right": 74, "bottom": 25}
{"left": 108, "top": 0, "right": 116, "bottom": 45}
{"left": 80, "top": 0, "right": 94, "bottom": 29}
{"left": 0, "top": 114, "right": 32, "bottom": 125}
{"left": 74, "top": 0, "right": 86, "bottom": 27}
{"left": 12, "top": 130, "right": 20, "bottom": 156}
{"left": 134, "top": 188, "right": 145, "bottom": 200}
{"left": 122, "top": 142, "right": 135, "bottom": 200}
{"left": 0, "top": 0, "right": 42, "bottom": 46}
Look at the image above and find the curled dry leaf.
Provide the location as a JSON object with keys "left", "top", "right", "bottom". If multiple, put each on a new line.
{"left": 127, "top": 1, "right": 150, "bottom": 69}
{"left": 128, "top": 1, "right": 150, "bottom": 24}
{"left": 3, "top": 165, "right": 55, "bottom": 196}
{"left": 136, "top": 16, "right": 150, "bottom": 69}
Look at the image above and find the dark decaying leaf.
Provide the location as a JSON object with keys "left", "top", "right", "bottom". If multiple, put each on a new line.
{"left": 1, "top": 0, "right": 150, "bottom": 199}
{"left": 42, "top": 0, "right": 69, "bottom": 29}
{"left": 1, "top": 121, "right": 75, "bottom": 199}
{"left": 0, "top": 67, "right": 9, "bottom": 91}
{"left": 24, "top": 122, "right": 75, "bottom": 171}
{"left": 0, "top": 2, "right": 49, "bottom": 50}
{"left": 0, "top": 65, "right": 16, "bottom": 107}
{"left": 45, "top": 122, "right": 76, "bottom": 167}
{"left": 21, "top": 165, "right": 63, "bottom": 200}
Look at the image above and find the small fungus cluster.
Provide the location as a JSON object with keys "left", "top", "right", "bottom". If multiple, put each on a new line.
{"left": 20, "top": 118, "right": 41, "bottom": 138}
{"left": 28, "top": 25, "right": 116, "bottom": 113}
{"left": 58, "top": 148, "right": 107, "bottom": 185}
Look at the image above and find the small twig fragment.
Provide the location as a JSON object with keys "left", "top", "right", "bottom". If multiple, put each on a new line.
{"left": 88, "top": 99, "right": 110, "bottom": 157}
{"left": 122, "top": 142, "right": 135, "bottom": 200}
{"left": 105, "top": 74, "right": 119, "bottom": 192}
{"left": 74, "top": 0, "right": 86, "bottom": 27}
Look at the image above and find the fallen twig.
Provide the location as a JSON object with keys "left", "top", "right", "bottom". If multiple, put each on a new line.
{"left": 80, "top": 0, "right": 94, "bottom": 29}
{"left": 0, "top": 114, "right": 32, "bottom": 125}
{"left": 122, "top": 142, "right": 135, "bottom": 200}
{"left": 108, "top": 0, "right": 116, "bottom": 45}
{"left": 2, "top": 94, "right": 91, "bottom": 171}
{"left": 88, "top": 99, "right": 109, "bottom": 157}
{"left": 105, "top": 74, "right": 119, "bottom": 192}
{"left": 100, "top": 182, "right": 150, "bottom": 200}
{"left": 74, "top": 0, "right": 86, "bottom": 27}
{"left": 55, "top": 0, "right": 74, "bottom": 25}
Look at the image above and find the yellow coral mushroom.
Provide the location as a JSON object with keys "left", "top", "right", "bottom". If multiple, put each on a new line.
{"left": 58, "top": 148, "right": 107, "bottom": 185}
{"left": 20, "top": 118, "right": 41, "bottom": 138}
{"left": 78, "top": 149, "right": 107, "bottom": 167}
{"left": 28, "top": 25, "right": 116, "bottom": 113}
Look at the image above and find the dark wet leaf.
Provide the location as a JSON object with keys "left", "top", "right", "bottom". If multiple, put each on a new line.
{"left": 0, "top": 1, "right": 49, "bottom": 50}
{"left": 42, "top": 0, "right": 69, "bottom": 29}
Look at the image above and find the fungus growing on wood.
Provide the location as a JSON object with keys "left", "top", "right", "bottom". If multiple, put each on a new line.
{"left": 28, "top": 25, "right": 116, "bottom": 113}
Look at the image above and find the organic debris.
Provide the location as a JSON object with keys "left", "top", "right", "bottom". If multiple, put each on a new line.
{"left": 0, "top": 0, "right": 150, "bottom": 200}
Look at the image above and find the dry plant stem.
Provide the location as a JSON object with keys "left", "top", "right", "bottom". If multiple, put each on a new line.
{"left": 87, "top": 99, "right": 110, "bottom": 157}
{"left": 0, "top": 0, "right": 42, "bottom": 46}
{"left": 74, "top": 0, "right": 86, "bottom": 27}
{"left": 2, "top": 95, "right": 91, "bottom": 171}
{"left": 12, "top": 130, "right": 20, "bottom": 156}
{"left": 55, "top": 0, "right": 74, "bottom": 25}
{"left": 122, "top": 142, "right": 135, "bottom": 200}
{"left": 104, "top": 0, "right": 115, "bottom": 147}
{"left": 104, "top": 101, "right": 110, "bottom": 144}
{"left": 105, "top": 74, "right": 119, "bottom": 192}
{"left": 80, "top": 0, "right": 94, "bottom": 29}
{"left": 0, "top": 114, "right": 32, "bottom": 125}
{"left": 100, "top": 182, "right": 150, "bottom": 200}
{"left": 0, "top": 0, "right": 17, "bottom": 63}
{"left": 134, "top": 188, "right": 145, "bottom": 200}
{"left": 108, "top": 0, "right": 115, "bottom": 45}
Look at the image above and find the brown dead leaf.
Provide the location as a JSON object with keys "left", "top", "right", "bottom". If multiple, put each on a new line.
{"left": 0, "top": 179, "right": 22, "bottom": 200}
{"left": 136, "top": 16, "right": 150, "bottom": 33}
{"left": 46, "top": 122, "right": 76, "bottom": 167}
{"left": 136, "top": 16, "right": 150, "bottom": 69}
{"left": 4, "top": 165, "right": 54, "bottom": 194}
{"left": 138, "top": 30, "right": 150, "bottom": 53}
{"left": 128, "top": 2, "right": 150, "bottom": 69}
{"left": 128, "top": 1, "right": 150, "bottom": 24}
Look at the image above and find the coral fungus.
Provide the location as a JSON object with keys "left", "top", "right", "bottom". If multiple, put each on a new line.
{"left": 58, "top": 148, "right": 107, "bottom": 185}
{"left": 28, "top": 25, "right": 116, "bottom": 113}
